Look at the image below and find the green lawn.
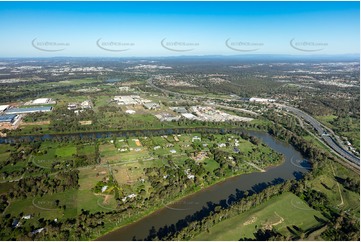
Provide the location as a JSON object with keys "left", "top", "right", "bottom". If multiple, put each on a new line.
{"left": 6, "top": 189, "right": 79, "bottom": 220}
{"left": 76, "top": 190, "right": 117, "bottom": 213}
{"left": 203, "top": 158, "right": 219, "bottom": 172}
{"left": 194, "top": 192, "right": 326, "bottom": 241}
{"left": 55, "top": 146, "right": 77, "bottom": 157}
{"left": 315, "top": 115, "right": 338, "bottom": 128}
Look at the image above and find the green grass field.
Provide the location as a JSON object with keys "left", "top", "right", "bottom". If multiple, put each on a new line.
{"left": 306, "top": 160, "right": 360, "bottom": 218}
{"left": 6, "top": 189, "right": 79, "bottom": 220}
{"left": 194, "top": 192, "right": 326, "bottom": 241}
{"left": 315, "top": 115, "right": 338, "bottom": 129}
{"left": 55, "top": 146, "right": 77, "bottom": 157}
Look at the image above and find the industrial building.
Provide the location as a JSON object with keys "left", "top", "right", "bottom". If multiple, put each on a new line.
{"left": 24, "top": 98, "right": 56, "bottom": 106}
{"left": 0, "top": 114, "right": 18, "bottom": 123}
{"left": 0, "top": 114, "right": 21, "bottom": 129}
{"left": 143, "top": 102, "right": 160, "bottom": 110}
{"left": 170, "top": 107, "right": 188, "bottom": 113}
{"left": 67, "top": 100, "right": 92, "bottom": 110}
{"left": 114, "top": 95, "right": 140, "bottom": 105}
{"left": 5, "top": 106, "right": 52, "bottom": 114}
{"left": 249, "top": 97, "right": 276, "bottom": 103}
{"left": 0, "top": 105, "right": 10, "bottom": 113}
{"left": 80, "top": 100, "right": 92, "bottom": 109}
{"left": 155, "top": 113, "right": 180, "bottom": 122}
{"left": 181, "top": 113, "right": 197, "bottom": 120}
{"left": 114, "top": 95, "right": 152, "bottom": 105}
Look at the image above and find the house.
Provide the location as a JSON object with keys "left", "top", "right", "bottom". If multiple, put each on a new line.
{"left": 101, "top": 186, "right": 108, "bottom": 193}
{"left": 192, "top": 136, "right": 201, "bottom": 142}
{"left": 122, "top": 193, "right": 137, "bottom": 202}
{"left": 170, "top": 149, "right": 177, "bottom": 154}
{"left": 67, "top": 103, "right": 78, "bottom": 110}
{"left": 80, "top": 100, "right": 92, "bottom": 109}
{"left": 187, "top": 174, "right": 195, "bottom": 179}
{"left": 12, "top": 219, "right": 20, "bottom": 228}
{"left": 32, "top": 228, "right": 45, "bottom": 235}
{"left": 218, "top": 143, "right": 226, "bottom": 148}
{"left": 125, "top": 109, "right": 136, "bottom": 114}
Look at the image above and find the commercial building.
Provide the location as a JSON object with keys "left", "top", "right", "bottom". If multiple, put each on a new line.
{"left": 125, "top": 110, "right": 136, "bottom": 114}
{"left": 5, "top": 106, "right": 52, "bottom": 114}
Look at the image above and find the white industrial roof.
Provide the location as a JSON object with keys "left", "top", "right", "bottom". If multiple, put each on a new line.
{"left": 182, "top": 113, "right": 197, "bottom": 119}
{"left": 32, "top": 98, "right": 50, "bottom": 104}
{"left": 0, "top": 105, "right": 9, "bottom": 112}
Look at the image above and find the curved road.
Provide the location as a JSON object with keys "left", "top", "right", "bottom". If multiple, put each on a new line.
{"left": 279, "top": 104, "right": 360, "bottom": 166}
{"left": 147, "top": 77, "right": 359, "bottom": 167}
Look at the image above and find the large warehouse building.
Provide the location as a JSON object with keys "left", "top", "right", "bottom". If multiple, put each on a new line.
{"left": 0, "top": 114, "right": 21, "bottom": 129}
{"left": 24, "top": 98, "right": 56, "bottom": 106}
{"left": 0, "top": 114, "right": 18, "bottom": 123}
{"left": 0, "top": 105, "right": 10, "bottom": 113}
{"left": 5, "top": 106, "right": 52, "bottom": 114}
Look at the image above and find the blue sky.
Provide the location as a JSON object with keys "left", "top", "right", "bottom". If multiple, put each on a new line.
{"left": 0, "top": 1, "right": 359, "bottom": 57}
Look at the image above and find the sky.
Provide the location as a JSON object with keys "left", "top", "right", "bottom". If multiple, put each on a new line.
{"left": 0, "top": 1, "right": 359, "bottom": 57}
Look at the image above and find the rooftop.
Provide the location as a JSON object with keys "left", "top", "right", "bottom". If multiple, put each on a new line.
{"left": 5, "top": 106, "right": 52, "bottom": 114}
{"left": 0, "top": 114, "right": 17, "bottom": 123}
{"left": 0, "top": 105, "right": 9, "bottom": 112}
{"left": 33, "top": 98, "right": 50, "bottom": 104}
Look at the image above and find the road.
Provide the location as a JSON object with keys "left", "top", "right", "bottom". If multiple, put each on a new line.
{"left": 147, "top": 77, "right": 359, "bottom": 167}
{"left": 278, "top": 104, "right": 360, "bottom": 166}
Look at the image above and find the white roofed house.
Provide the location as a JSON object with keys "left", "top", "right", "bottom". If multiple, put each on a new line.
{"left": 125, "top": 109, "right": 136, "bottom": 114}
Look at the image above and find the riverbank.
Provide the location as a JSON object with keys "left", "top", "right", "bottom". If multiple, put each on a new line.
{"left": 96, "top": 131, "right": 306, "bottom": 241}
{"left": 94, "top": 153, "right": 285, "bottom": 240}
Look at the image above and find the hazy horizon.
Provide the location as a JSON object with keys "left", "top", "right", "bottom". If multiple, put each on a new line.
{"left": 0, "top": 1, "right": 359, "bottom": 57}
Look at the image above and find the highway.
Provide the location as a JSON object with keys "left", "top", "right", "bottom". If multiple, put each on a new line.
{"left": 279, "top": 104, "right": 360, "bottom": 166}
{"left": 147, "top": 77, "right": 360, "bottom": 167}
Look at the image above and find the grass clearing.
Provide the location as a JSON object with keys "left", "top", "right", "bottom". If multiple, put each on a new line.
{"left": 6, "top": 189, "right": 79, "bottom": 220}
{"left": 307, "top": 160, "right": 360, "bottom": 218}
{"left": 55, "top": 146, "right": 77, "bottom": 157}
{"left": 194, "top": 192, "right": 326, "bottom": 241}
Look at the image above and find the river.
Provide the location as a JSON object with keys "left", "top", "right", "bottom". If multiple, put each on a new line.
{"left": 97, "top": 130, "right": 310, "bottom": 240}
